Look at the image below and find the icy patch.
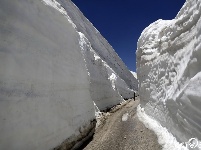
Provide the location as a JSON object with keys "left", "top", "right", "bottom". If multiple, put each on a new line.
{"left": 122, "top": 113, "right": 129, "bottom": 121}
{"left": 109, "top": 73, "right": 117, "bottom": 90}
{"left": 93, "top": 101, "right": 102, "bottom": 128}
{"left": 137, "top": 105, "right": 188, "bottom": 150}
{"left": 93, "top": 101, "right": 101, "bottom": 119}
{"left": 94, "top": 53, "right": 101, "bottom": 61}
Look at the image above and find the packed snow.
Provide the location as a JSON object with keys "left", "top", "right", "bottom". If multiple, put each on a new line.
{"left": 122, "top": 113, "right": 129, "bottom": 121}
{"left": 137, "top": 0, "right": 201, "bottom": 147}
{"left": 0, "top": 0, "right": 138, "bottom": 149}
{"left": 137, "top": 105, "right": 188, "bottom": 150}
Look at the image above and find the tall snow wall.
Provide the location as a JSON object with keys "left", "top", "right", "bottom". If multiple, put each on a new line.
{"left": 0, "top": 0, "right": 137, "bottom": 149}
{"left": 137, "top": 0, "right": 201, "bottom": 143}
{"left": 58, "top": 0, "right": 138, "bottom": 110}
{"left": 0, "top": 1, "right": 96, "bottom": 150}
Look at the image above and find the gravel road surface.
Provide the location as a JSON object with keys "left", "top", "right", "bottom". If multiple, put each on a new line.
{"left": 81, "top": 98, "right": 162, "bottom": 150}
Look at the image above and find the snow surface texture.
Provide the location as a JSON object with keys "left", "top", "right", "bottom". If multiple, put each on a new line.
{"left": 0, "top": 0, "right": 137, "bottom": 149}
{"left": 137, "top": 0, "right": 201, "bottom": 145}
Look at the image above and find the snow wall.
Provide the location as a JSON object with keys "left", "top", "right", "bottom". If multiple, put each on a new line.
{"left": 60, "top": 0, "right": 138, "bottom": 109}
{"left": 0, "top": 0, "right": 137, "bottom": 149}
{"left": 137, "top": 0, "right": 201, "bottom": 143}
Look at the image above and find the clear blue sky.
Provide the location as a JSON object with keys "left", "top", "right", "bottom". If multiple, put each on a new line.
{"left": 72, "top": 0, "right": 185, "bottom": 71}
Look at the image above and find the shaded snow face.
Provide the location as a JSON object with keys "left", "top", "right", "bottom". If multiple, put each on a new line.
{"left": 0, "top": 0, "right": 96, "bottom": 149}
{"left": 0, "top": 0, "right": 138, "bottom": 149}
{"left": 137, "top": 0, "right": 201, "bottom": 143}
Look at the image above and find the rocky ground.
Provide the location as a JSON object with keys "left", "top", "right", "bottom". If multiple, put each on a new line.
{"left": 79, "top": 98, "right": 162, "bottom": 150}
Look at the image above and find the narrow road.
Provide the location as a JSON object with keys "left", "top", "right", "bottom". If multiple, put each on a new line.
{"left": 82, "top": 98, "right": 162, "bottom": 150}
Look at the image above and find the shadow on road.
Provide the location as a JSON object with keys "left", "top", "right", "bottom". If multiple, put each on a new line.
{"left": 75, "top": 134, "right": 94, "bottom": 150}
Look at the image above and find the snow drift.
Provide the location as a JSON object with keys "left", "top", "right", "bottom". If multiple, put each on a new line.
{"left": 0, "top": 0, "right": 137, "bottom": 149}
{"left": 137, "top": 0, "right": 201, "bottom": 144}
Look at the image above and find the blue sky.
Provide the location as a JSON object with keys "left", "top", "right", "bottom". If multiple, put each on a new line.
{"left": 72, "top": 0, "right": 185, "bottom": 71}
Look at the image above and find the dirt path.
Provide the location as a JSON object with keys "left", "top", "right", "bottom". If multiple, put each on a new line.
{"left": 81, "top": 98, "right": 162, "bottom": 150}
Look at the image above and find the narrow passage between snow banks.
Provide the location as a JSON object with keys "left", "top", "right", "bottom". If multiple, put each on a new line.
{"left": 81, "top": 98, "right": 162, "bottom": 150}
